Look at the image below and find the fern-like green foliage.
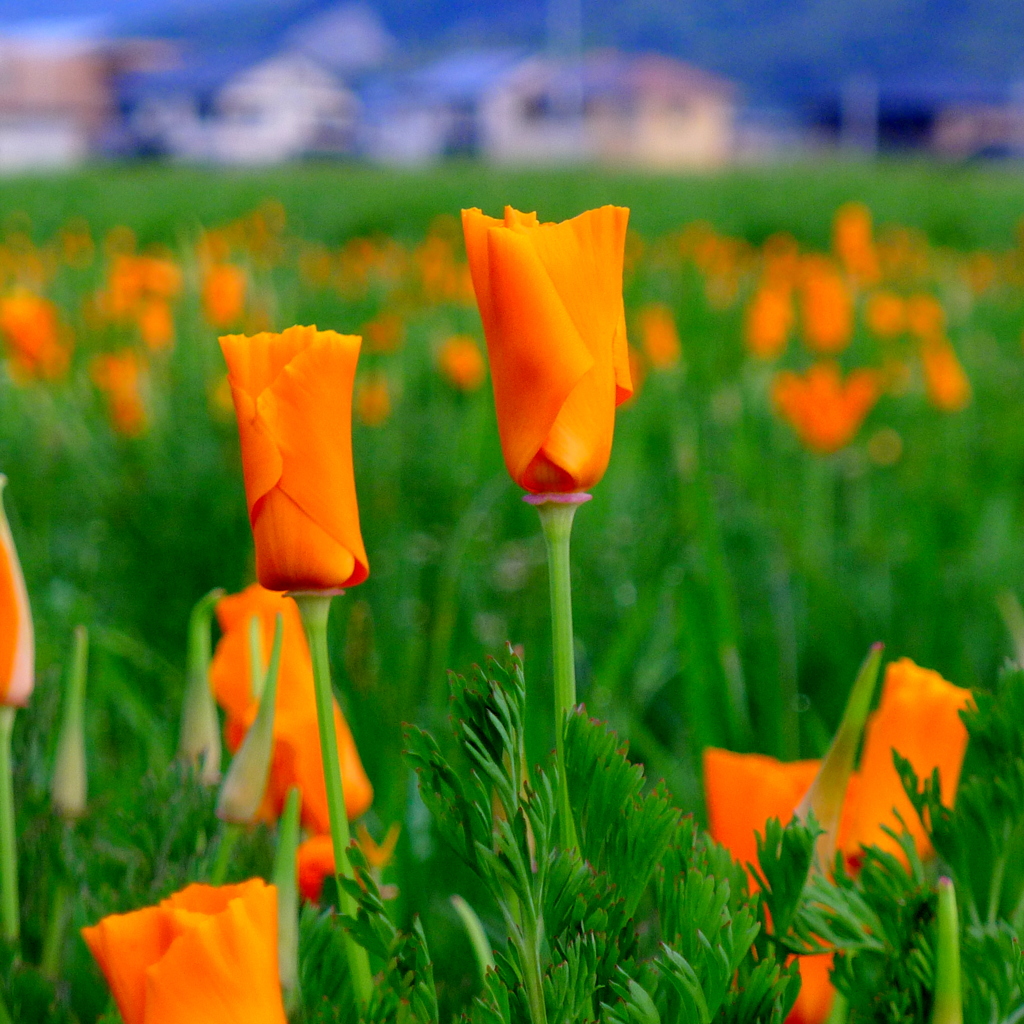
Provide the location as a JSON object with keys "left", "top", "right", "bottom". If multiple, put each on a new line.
{"left": 401, "top": 647, "right": 798, "bottom": 1024}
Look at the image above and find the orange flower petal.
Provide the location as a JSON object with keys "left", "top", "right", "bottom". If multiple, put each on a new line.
{"left": 840, "top": 658, "right": 972, "bottom": 862}
{"left": 82, "top": 906, "right": 172, "bottom": 1024}
{"left": 462, "top": 205, "right": 630, "bottom": 492}
{"left": 145, "top": 881, "right": 285, "bottom": 1024}
{"left": 297, "top": 834, "right": 335, "bottom": 902}
{"left": 0, "top": 481, "right": 34, "bottom": 706}
{"left": 787, "top": 953, "right": 835, "bottom": 1024}
{"left": 220, "top": 327, "right": 368, "bottom": 591}
{"left": 210, "top": 585, "right": 373, "bottom": 831}
{"left": 703, "top": 748, "right": 821, "bottom": 881}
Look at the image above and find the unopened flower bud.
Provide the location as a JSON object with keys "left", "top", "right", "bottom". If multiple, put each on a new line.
{"left": 178, "top": 588, "right": 224, "bottom": 785}
{"left": 216, "top": 613, "right": 282, "bottom": 824}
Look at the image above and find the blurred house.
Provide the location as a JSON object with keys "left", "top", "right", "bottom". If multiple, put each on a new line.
{"left": 809, "top": 76, "right": 1023, "bottom": 158}
{"left": 0, "top": 20, "right": 170, "bottom": 171}
{"left": 119, "top": 2, "right": 391, "bottom": 163}
{"left": 359, "top": 49, "right": 526, "bottom": 164}
{"left": 122, "top": 49, "right": 359, "bottom": 162}
{"left": 484, "top": 52, "right": 736, "bottom": 168}
{"left": 363, "top": 49, "right": 737, "bottom": 168}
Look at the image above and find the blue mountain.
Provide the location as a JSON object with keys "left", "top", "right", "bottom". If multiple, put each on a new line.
{"left": 5, "top": 0, "right": 1024, "bottom": 102}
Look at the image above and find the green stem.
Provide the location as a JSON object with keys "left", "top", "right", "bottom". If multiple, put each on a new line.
{"left": 932, "top": 877, "right": 963, "bottom": 1024}
{"left": 0, "top": 706, "right": 18, "bottom": 945}
{"left": 450, "top": 894, "right": 495, "bottom": 985}
{"left": 294, "top": 592, "right": 373, "bottom": 1010}
{"left": 825, "top": 993, "right": 849, "bottom": 1024}
{"left": 533, "top": 498, "right": 584, "bottom": 854}
{"left": 40, "top": 883, "right": 68, "bottom": 980}
{"left": 521, "top": 915, "right": 549, "bottom": 1024}
{"left": 210, "top": 822, "right": 241, "bottom": 886}
{"left": 273, "top": 787, "right": 302, "bottom": 1012}
{"left": 0, "top": 987, "right": 11, "bottom": 1024}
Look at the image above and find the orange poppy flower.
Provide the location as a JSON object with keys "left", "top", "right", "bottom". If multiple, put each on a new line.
{"left": 920, "top": 337, "right": 971, "bottom": 412}
{"left": 840, "top": 658, "right": 972, "bottom": 863}
{"left": 832, "top": 202, "right": 880, "bottom": 285}
{"left": 297, "top": 834, "right": 336, "bottom": 903}
{"left": 297, "top": 824, "right": 400, "bottom": 903}
{"left": 82, "top": 878, "right": 286, "bottom": 1024}
{"left": 91, "top": 350, "right": 148, "bottom": 437}
{"left": 0, "top": 290, "right": 69, "bottom": 381}
{"left": 219, "top": 325, "right": 368, "bottom": 592}
{"left": 138, "top": 299, "right": 175, "bottom": 353}
{"left": 0, "top": 477, "right": 34, "bottom": 707}
{"left": 799, "top": 257, "right": 854, "bottom": 355}
{"left": 703, "top": 750, "right": 838, "bottom": 1024}
{"left": 355, "top": 373, "right": 392, "bottom": 427}
{"left": 744, "top": 285, "right": 793, "bottom": 360}
{"left": 772, "top": 362, "right": 880, "bottom": 454}
{"left": 636, "top": 303, "right": 681, "bottom": 370}
{"left": 203, "top": 264, "right": 247, "bottom": 328}
{"left": 788, "top": 954, "right": 836, "bottom": 1024}
{"left": 704, "top": 657, "right": 972, "bottom": 1024}
{"left": 210, "top": 585, "right": 372, "bottom": 831}
{"left": 462, "top": 205, "right": 632, "bottom": 493}
{"left": 863, "top": 291, "right": 906, "bottom": 339}
{"left": 362, "top": 311, "right": 406, "bottom": 354}
{"left": 905, "top": 294, "right": 945, "bottom": 340}
{"left": 703, "top": 749, "right": 821, "bottom": 878}
{"left": 438, "top": 335, "right": 486, "bottom": 391}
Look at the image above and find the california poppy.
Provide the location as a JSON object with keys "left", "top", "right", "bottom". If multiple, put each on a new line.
{"left": 82, "top": 878, "right": 286, "bottom": 1024}
{"left": 91, "top": 350, "right": 148, "bottom": 437}
{"left": 703, "top": 749, "right": 821, "bottom": 879}
{"left": 0, "top": 290, "right": 69, "bottom": 381}
{"left": 832, "top": 202, "right": 880, "bottom": 286}
{"left": 841, "top": 657, "right": 972, "bottom": 863}
{"left": 799, "top": 257, "right": 854, "bottom": 355}
{"left": 905, "top": 293, "right": 945, "bottom": 340}
{"left": 138, "top": 298, "right": 175, "bottom": 353}
{"left": 362, "top": 311, "right": 405, "bottom": 354}
{"left": 204, "top": 264, "right": 247, "bottom": 328}
{"left": 636, "top": 303, "right": 682, "bottom": 370}
{"left": 462, "top": 205, "right": 632, "bottom": 493}
{"left": 438, "top": 335, "right": 487, "bottom": 391}
{"left": 703, "top": 657, "right": 972, "bottom": 1024}
{"left": 863, "top": 291, "right": 906, "bottom": 339}
{"left": 744, "top": 285, "right": 793, "bottom": 360}
{"left": 355, "top": 373, "right": 392, "bottom": 427}
{"left": 219, "top": 325, "right": 368, "bottom": 592}
{"left": 297, "top": 824, "right": 400, "bottom": 903}
{"left": 0, "top": 477, "right": 33, "bottom": 707}
{"left": 920, "top": 337, "right": 971, "bottom": 413}
{"left": 210, "top": 584, "right": 372, "bottom": 831}
{"left": 772, "top": 362, "right": 880, "bottom": 454}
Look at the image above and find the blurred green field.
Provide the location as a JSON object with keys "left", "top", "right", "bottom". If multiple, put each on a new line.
{"left": 3, "top": 160, "right": 1024, "bottom": 1019}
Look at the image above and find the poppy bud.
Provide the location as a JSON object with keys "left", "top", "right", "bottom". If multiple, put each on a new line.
{"left": 217, "top": 614, "right": 283, "bottom": 824}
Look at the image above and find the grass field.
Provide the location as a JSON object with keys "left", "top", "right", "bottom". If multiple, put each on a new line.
{"left": 2, "top": 159, "right": 1024, "bottom": 1020}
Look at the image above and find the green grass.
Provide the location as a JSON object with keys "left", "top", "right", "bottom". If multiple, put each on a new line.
{"left": 2, "top": 159, "right": 1024, "bottom": 1020}
{"left": 3, "top": 158, "right": 1024, "bottom": 245}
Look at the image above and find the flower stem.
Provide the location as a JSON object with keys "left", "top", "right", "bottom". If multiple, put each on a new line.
{"left": 530, "top": 494, "right": 588, "bottom": 853}
{"left": 210, "top": 822, "right": 241, "bottom": 886}
{"left": 0, "top": 706, "right": 18, "bottom": 945}
{"left": 40, "top": 882, "right": 68, "bottom": 980}
{"left": 932, "top": 877, "right": 963, "bottom": 1024}
{"left": 273, "top": 787, "right": 302, "bottom": 1012}
{"left": 294, "top": 592, "right": 373, "bottom": 1010}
